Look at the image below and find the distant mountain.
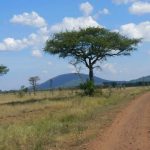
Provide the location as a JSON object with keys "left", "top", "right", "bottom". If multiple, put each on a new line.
{"left": 37, "top": 73, "right": 110, "bottom": 90}
{"left": 37, "top": 73, "right": 150, "bottom": 90}
{"left": 129, "top": 76, "right": 150, "bottom": 83}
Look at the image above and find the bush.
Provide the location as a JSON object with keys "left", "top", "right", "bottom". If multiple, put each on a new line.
{"left": 80, "top": 80, "right": 95, "bottom": 96}
{"left": 17, "top": 86, "right": 28, "bottom": 98}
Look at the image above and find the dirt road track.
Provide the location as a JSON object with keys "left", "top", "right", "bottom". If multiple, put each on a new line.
{"left": 86, "top": 92, "right": 150, "bottom": 150}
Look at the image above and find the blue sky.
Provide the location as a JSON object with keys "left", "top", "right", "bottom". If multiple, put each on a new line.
{"left": 0, "top": 0, "right": 150, "bottom": 90}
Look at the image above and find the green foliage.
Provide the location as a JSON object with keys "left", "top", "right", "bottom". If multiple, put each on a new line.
{"left": 17, "top": 86, "right": 28, "bottom": 98}
{"left": 44, "top": 27, "right": 141, "bottom": 59}
{"left": 80, "top": 80, "right": 95, "bottom": 96}
{"left": 0, "top": 65, "right": 9, "bottom": 76}
{"left": 29, "top": 76, "right": 40, "bottom": 95}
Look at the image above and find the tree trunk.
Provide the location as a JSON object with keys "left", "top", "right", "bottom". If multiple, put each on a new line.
{"left": 89, "top": 67, "right": 94, "bottom": 82}
{"left": 33, "top": 85, "right": 36, "bottom": 95}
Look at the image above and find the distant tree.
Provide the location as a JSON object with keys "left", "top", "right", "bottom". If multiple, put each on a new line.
{"left": 44, "top": 27, "right": 141, "bottom": 95}
{"left": 21, "top": 85, "right": 28, "bottom": 93}
{"left": 18, "top": 86, "right": 28, "bottom": 98}
{"left": 0, "top": 65, "right": 9, "bottom": 76}
{"left": 29, "top": 76, "right": 40, "bottom": 95}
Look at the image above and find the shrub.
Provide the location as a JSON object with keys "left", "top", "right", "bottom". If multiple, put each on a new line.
{"left": 80, "top": 80, "right": 95, "bottom": 96}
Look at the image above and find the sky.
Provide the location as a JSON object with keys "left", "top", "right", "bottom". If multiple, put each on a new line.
{"left": 0, "top": 0, "right": 150, "bottom": 90}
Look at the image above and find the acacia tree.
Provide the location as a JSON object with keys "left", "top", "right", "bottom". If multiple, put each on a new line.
{"left": 0, "top": 65, "right": 9, "bottom": 76}
{"left": 29, "top": 76, "right": 40, "bottom": 95}
{"left": 44, "top": 27, "right": 141, "bottom": 83}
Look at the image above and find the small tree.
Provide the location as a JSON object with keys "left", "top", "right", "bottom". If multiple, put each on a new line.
{"left": 0, "top": 65, "right": 9, "bottom": 76}
{"left": 44, "top": 27, "right": 141, "bottom": 95}
{"left": 18, "top": 86, "right": 28, "bottom": 98}
{"left": 80, "top": 80, "right": 95, "bottom": 96}
{"left": 29, "top": 76, "right": 40, "bottom": 95}
{"left": 0, "top": 65, "right": 9, "bottom": 90}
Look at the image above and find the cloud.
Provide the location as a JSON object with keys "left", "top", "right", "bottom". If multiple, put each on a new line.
{"left": 102, "top": 63, "right": 117, "bottom": 74}
{"left": 0, "top": 30, "right": 49, "bottom": 51}
{"left": 120, "top": 21, "right": 150, "bottom": 42}
{"left": 10, "top": 11, "right": 47, "bottom": 28}
{"left": 0, "top": 4, "right": 101, "bottom": 54}
{"left": 129, "top": 1, "right": 150, "bottom": 15}
{"left": 50, "top": 16, "right": 100, "bottom": 33}
{"left": 0, "top": 12, "right": 49, "bottom": 54}
{"left": 112, "top": 0, "right": 137, "bottom": 4}
{"left": 0, "top": 37, "right": 28, "bottom": 51}
{"left": 100, "top": 8, "right": 110, "bottom": 15}
{"left": 50, "top": 2, "right": 101, "bottom": 33}
{"left": 32, "top": 49, "right": 42, "bottom": 58}
{"left": 80, "top": 2, "right": 93, "bottom": 16}
{"left": 94, "top": 8, "right": 110, "bottom": 19}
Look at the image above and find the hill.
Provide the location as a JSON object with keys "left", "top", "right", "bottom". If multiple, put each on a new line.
{"left": 38, "top": 73, "right": 110, "bottom": 90}
{"left": 129, "top": 76, "right": 150, "bottom": 83}
{"left": 37, "top": 73, "right": 150, "bottom": 90}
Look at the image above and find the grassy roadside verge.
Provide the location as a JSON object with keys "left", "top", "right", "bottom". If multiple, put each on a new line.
{"left": 0, "top": 87, "right": 149, "bottom": 150}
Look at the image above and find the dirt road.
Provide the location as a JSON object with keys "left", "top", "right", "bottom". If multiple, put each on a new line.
{"left": 87, "top": 92, "right": 150, "bottom": 150}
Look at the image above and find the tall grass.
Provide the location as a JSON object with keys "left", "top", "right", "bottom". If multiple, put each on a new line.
{"left": 0, "top": 87, "right": 148, "bottom": 150}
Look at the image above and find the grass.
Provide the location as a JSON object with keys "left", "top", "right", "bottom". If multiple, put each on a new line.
{"left": 0, "top": 87, "right": 149, "bottom": 150}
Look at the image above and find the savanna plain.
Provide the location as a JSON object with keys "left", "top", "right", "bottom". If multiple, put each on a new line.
{"left": 0, "top": 87, "right": 148, "bottom": 150}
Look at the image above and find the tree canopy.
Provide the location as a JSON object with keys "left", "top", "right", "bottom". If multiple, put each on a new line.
{"left": 29, "top": 76, "right": 40, "bottom": 95}
{"left": 44, "top": 27, "right": 141, "bottom": 82}
{"left": 0, "top": 65, "right": 9, "bottom": 76}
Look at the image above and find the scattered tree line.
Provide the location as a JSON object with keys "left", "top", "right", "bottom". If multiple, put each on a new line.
{"left": 102, "top": 81, "right": 150, "bottom": 88}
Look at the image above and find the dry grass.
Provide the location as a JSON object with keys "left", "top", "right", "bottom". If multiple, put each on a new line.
{"left": 0, "top": 87, "right": 149, "bottom": 150}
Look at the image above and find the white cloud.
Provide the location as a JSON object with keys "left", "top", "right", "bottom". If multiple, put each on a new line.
{"left": 0, "top": 12, "right": 49, "bottom": 54}
{"left": 129, "top": 1, "right": 150, "bottom": 15}
{"left": 0, "top": 38, "right": 28, "bottom": 51}
{"left": 94, "top": 8, "right": 110, "bottom": 19}
{"left": 10, "top": 11, "right": 47, "bottom": 28}
{"left": 100, "top": 8, "right": 110, "bottom": 15}
{"left": 113, "top": 0, "right": 137, "bottom": 4}
{"left": 80, "top": 2, "right": 93, "bottom": 16}
{"left": 50, "top": 16, "right": 100, "bottom": 33}
{"left": 120, "top": 21, "right": 150, "bottom": 42}
{"left": 0, "top": 4, "right": 101, "bottom": 54}
{"left": 102, "top": 63, "right": 117, "bottom": 74}
{"left": 0, "top": 30, "right": 49, "bottom": 51}
{"left": 32, "top": 49, "right": 42, "bottom": 58}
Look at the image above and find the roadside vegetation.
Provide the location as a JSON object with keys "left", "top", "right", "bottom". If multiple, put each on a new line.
{"left": 0, "top": 87, "right": 148, "bottom": 150}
